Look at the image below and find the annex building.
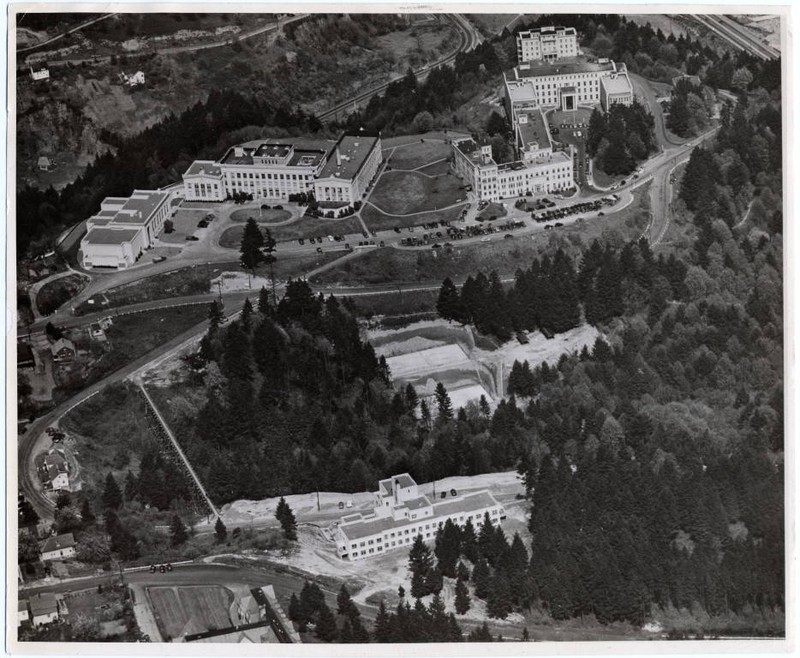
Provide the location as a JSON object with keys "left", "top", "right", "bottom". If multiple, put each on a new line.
{"left": 80, "top": 189, "right": 171, "bottom": 269}
{"left": 516, "top": 25, "right": 579, "bottom": 63}
{"left": 333, "top": 473, "right": 506, "bottom": 561}
{"left": 181, "top": 133, "right": 382, "bottom": 205}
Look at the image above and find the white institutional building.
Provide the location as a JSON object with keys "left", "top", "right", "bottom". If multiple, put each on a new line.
{"left": 181, "top": 133, "right": 382, "bottom": 206}
{"left": 333, "top": 473, "right": 505, "bottom": 561}
{"left": 80, "top": 189, "right": 171, "bottom": 269}
{"left": 516, "top": 26, "right": 580, "bottom": 63}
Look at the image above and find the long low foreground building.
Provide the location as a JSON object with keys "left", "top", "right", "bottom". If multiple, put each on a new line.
{"left": 182, "top": 132, "right": 382, "bottom": 205}
{"left": 333, "top": 473, "right": 506, "bottom": 561}
{"left": 80, "top": 189, "right": 171, "bottom": 269}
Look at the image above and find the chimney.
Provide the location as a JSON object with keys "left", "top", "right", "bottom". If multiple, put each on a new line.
{"left": 336, "top": 148, "right": 341, "bottom": 167}
{"left": 394, "top": 478, "right": 399, "bottom": 504}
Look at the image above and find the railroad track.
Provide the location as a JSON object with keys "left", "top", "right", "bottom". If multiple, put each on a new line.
{"left": 318, "top": 14, "right": 481, "bottom": 122}
{"left": 688, "top": 14, "right": 779, "bottom": 60}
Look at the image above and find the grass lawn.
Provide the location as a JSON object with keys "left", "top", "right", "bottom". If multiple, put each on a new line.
{"left": 417, "top": 159, "right": 453, "bottom": 176}
{"left": 230, "top": 208, "right": 292, "bottom": 223}
{"left": 388, "top": 140, "right": 452, "bottom": 170}
{"left": 315, "top": 238, "right": 551, "bottom": 285}
{"left": 37, "top": 273, "right": 89, "bottom": 315}
{"left": 219, "top": 216, "right": 364, "bottom": 247}
{"left": 343, "top": 289, "right": 440, "bottom": 319}
{"left": 147, "top": 586, "right": 233, "bottom": 641}
{"left": 361, "top": 204, "right": 465, "bottom": 233}
{"left": 369, "top": 171, "right": 466, "bottom": 215}
{"left": 477, "top": 202, "right": 508, "bottom": 221}
{"left": 76, "top": 265, "right": 224, "bottom": 314}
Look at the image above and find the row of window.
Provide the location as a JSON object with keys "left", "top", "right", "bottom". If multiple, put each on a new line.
{"left": 229, "top": 171, "right": 313, "bottom": 182}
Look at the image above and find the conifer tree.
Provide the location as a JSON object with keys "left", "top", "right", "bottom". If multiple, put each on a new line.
{"left": 240, "top": 217, "right": 265, "bottom": 275}
{"left": 240, "top": 298, "right": 253, "bottom": 332}
{"left": 473, "top": 558, "right": 491, "bottom": 599}
{"left": 436, "top": 277, "right": 463, "bottom": 323}
{"left": 315, "top": 601, "right": 338, "bottom": 642}
{"left": 456, "top": 560, "right": 470, "bottom": 582}
{"left": 467, "top": 621, "right": 493, "bottom": 642}
{"left": 80, "top": 498, "right": 95, "bottom": 527}
{"left": 434, "top": 519, "right": 462, "bottom": 578}
{"left": 276, "top": 496, "right": 298, "bottom": 540}
{"left": 455, "top": 577, "right": 471, "bottom": 615}
{"left": 258, "top": 286, "right": 272, "bottom": 316}
{"left": 374, "top": 600, "right": 391, "bottom": 642}
{"left": 214, "top": 517, "right": 227, "bottom": 543}
{"left": 337, "top": 584, "right": 359, "bottom": 620}
{"left": 102, "top": 473, "right": 123, "bottom": 510}
{"left": 169, "top": 514, "right": 188, "bottom": 546}
{"left": 409, "top": 534, "right": 434, "bottom": 598}
{"left": 123, "top": 470, "right": 138, "bottom": 501}
{"left": 435, "top": 382, "right": 454, "bottom": 420}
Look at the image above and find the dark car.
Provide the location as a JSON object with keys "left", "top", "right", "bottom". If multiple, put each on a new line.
{"left": 504, "top": 233, "right": 514, "bottom": 239}
{"left": 554, "top": 222, "right": 564, "bottom": 227}
{"left": 316, "top": 247, "right": 323, "bottom": 253}
{"left": 298, "top": 238, "right": 305, "bottom": 245}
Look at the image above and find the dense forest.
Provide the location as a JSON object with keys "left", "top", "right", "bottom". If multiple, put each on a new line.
{"left": 585, "top": 102, "right": 658, "bottom": 175}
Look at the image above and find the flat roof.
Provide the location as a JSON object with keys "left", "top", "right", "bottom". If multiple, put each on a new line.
{"left": 507, "top": 79, "right": 539, "bottom": 104}
{"left": 220, "top": 138, "right": 335, "bottom": 167}
{"left": 403, "top": 495, "right": 431, "bottom": 510}
{"left": 516, "top": 57, "right": 616, "bottom": 77}
{"left": 518, "top": 26, "right": 576, "bottom": 37}
{"left": 116, "top": 190, "right": 169, "bottom": 225}
{"left": 601, "top": 73, "right": 633, "bottom": 95}
{"left": 317, "top": 134, "right": 380, "bottom": 182}
{"left": 82, "top": 227, "right": 141, "bottom": 245}
{"left": 518, "top": 110, "right": 551, "bottom": 150}
{"left": 185, "top": 160, "right": 222, "bottom": 177}
{"left": 340, "top": 490, "right": 503, "bottom": 541}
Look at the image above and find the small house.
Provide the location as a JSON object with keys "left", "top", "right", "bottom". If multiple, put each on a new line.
{"left": 37, "top": 156, "right": 52, "bottom": 171}
{"left": 50, "top": 338, "right": 76, "bottom": 363}
{"left": 18, "top": 600, "right": 30, "bottom": 626}
{"left": 30, "top": 67, "right": 50, "bottom": 82}
{"left": 39, "top": 533, "right": 76, "bottom": 562}
{"left": 29, "top": 592, "right": 59, "bottom": 626}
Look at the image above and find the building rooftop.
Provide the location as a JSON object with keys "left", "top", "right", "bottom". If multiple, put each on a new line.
{"left": 317, "top": 134, "right": 380, "bottom": 182}
{"left": 517, "top": 110, "right": 551, "bottom": 150}
{"left": 403, "top": 495, "right": 432, "bottom": 511}
{"left": 18, "top": 600, "right": 28, "bottom": 613}
{"left": 518, "top": 25, "right": 577, "bottom": 37}
{"left": 507, "top": 79, "right": 539, "bottom": 104}
{"left": 40, "top": 533, "right": 76, "bottom": 555}
{"left": 220, "top": 138, "right": 333, "bottom": 167}
{"left": 516, "top": 57, "right": 616, "bottom": 77}
{"left": 601, "top": 73, "right": 632, "bottom": 96}
{"left": 82, "top": 227, "right": 141, "bottom": 245}
{"left": 340, "top": 490, "right": 503, "bottom": 541}
{"left": 184, "top": 160, "right": 222, "bottom": 177}
{"left": 17, "top": 342, "right": 35, "bottom": 365}
{"left": 28, "top": 592, "right": 57, "bottom": 617}
{"left": 115, "top": 190, "right": 169, "bottom": 225}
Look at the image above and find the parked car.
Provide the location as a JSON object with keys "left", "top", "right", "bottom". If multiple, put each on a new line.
{"left": 316, "top": 247, "right": 323, "bottom": 253}
{"left": 152, "top": 256, "right": 167, "bottom": 263}
{"left": 504, "top": 233, "right": 514, "bottom": 239}
{"left": 298, "top": 238, "right": 305, "bottom": 245}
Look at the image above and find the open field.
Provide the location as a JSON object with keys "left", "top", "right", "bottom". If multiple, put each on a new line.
{"left": 219, "top": 215, "right": 364, "bottom": 247}
{"left": 361, "top": 203, "right": 465, "bottom": 233}
{"left": 387, "top": 140, "right": 452, "bottom": 170}
{"left": 316, "top": 236, "right": 547, "bottom": 285}
{"left": 36, "top": 273, "right": 89, "bottom": 315}
{"left": 230, "top": 208, "right": 292, "bottom": 223}
{"left": 417, "top": 159, "right": 453, "bottom": 176}
{"left": 369, "top": 170, "right": 466, "bottom": 215}
{"left": 333, "top": 290, "right": 440, "bottom": 320}
{"left": 146, "top": 585, "right": 233, "bottom": 641}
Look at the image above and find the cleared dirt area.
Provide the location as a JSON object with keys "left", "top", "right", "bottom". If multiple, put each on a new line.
{"left": 388, "top": 140, "right": 452, "bottom": 170}
{"left": 361, "top": 203, "right": 464, "bottom": 233}
{"left": 370, "top": 170, "right": 466, "bottom": 215}
{"left": 146, "top": 585, "right": 233, "bottom": 641}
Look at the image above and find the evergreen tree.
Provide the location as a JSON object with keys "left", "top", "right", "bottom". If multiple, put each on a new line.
{"left": 169, "top": 514, "right": 188, "bottom": 546}
{"left": 337, "top": 584, "right": 359, "bottom": 620}
{"left": 123, "top": 470, "right": 138, "bottom": 501}
{"left": 258, "top": 286, "right": 272, "bottom": 316}
{"left": 80, "top": 498, "right": 95, "bottom": 526}
{"left": 486, "top": 572, "right": 513, "bottom": 619}
{"left": 276, "top": 496, "right": 298, "bottom": 540}
{"left": 404, "top": 384, "right": 418, "bottom": 412}
{"left": 434, "top": 519, "right": 462, "bottom": 578}
{"left": 207, "top": 299, "right": 224, "bottom": 333}
{"left": 473, "top": 558, "right": 491, "bottom": 599}
{"left": 288, "top": 593, "right": 302, "bottom": 625}
{"left": 240, "top": 298, "right": 253, "bottom": 332}
{"left": 214, "top": 517, "right": 227, "bottom": 543}
{"left": 435, "top": 382, "right": 454, "bottom": 420}
{"left": 240, "top": 217, "right": 265, "bottom": 274}
{"left": 374, "top": 600, "right": 391, "bottom": 642}
{"left": 409, "top": 534, "right": 434, "bottom": 598}
{"left": 315, "top": 601, "right": 338, "bottom": 642}
{"left": 55, "top": 490, "right": 71, "bottom": 509}
{"left": 479, "top": 395, "right": 491, "bottom": 417}
{"left": 426, "top": 565, "right": 444, "bottom": 595}
{"left": 102, "top": 473, "right": 123, "bottom": 510}
{"left": 456, "top": 560, "right": 470, "bottom": 582}
{"left": 461, "top": 518, "right": 479, "bottom": 562}
{"left": 454, "top": 577, "right": 471, "bottom": 615}
{"left": 467, "top": 621, "right": 493, "bottom": 642}
{"left": 522, "top": 627, "right": 530, "bottom": 641}
{"left": 436, "top": 278, "right": 464, "bottom": 323}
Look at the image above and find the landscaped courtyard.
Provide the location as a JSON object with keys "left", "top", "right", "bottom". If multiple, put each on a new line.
{"left": 387, "top": 140, "right": 452, "bottom": 170}
{"left": 230, "top": 207, "right": 293, "bottom": 223}
{"left": 369, "top": 170, "right": 466, "bottom": 215}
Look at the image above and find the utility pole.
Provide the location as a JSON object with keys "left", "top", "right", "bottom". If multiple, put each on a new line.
{"left": 317, "top": 490, "right": 321, "bottom": 512}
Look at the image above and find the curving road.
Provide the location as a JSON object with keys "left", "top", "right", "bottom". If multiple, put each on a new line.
{"left": 317, "top": 14, "right": 482, "bottom": 122}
